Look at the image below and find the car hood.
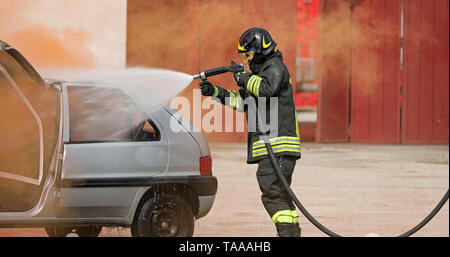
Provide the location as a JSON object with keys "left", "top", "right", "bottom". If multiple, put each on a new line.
{"left": 0, "top": 40, "right": 59, "bottom": 186}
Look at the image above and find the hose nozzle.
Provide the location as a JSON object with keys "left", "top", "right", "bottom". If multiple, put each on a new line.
{"left": 193, "top": 62, "right": 244, "bottom": 81}
{"left": 193, "top": 72, "right": 206, "bottom": 81}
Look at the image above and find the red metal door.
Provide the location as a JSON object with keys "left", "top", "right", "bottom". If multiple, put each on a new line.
{"left": 318, "top": 0, "right": 448, "bottom": 144}
{"left": 316, "top": 0, "right": 352, "bottom": 143}
{"left": 402, "top": 0, "right": 449, "bottom": 144}
{"left": 350, "top": 0, "right": 402, "bottom": 144}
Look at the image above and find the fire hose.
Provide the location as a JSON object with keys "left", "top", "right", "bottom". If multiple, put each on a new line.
{"left": 194, "top": 63, "right": 449, "bottom": 237}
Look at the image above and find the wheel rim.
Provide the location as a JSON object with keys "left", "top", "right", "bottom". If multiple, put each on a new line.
{"left": 150, "top": 207, "right": 181, "bottom": 237}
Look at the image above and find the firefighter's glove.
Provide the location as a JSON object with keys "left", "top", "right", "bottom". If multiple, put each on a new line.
{"left": 199, "top": 80, "right": 218, "bottom": 97}
{"left": 234, "top": 71, "right": 251, "bottom": 88}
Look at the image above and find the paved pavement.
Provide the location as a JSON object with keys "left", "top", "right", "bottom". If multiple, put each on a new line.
{"left": 0, "top": 143, "right": 448, "bottom": 237}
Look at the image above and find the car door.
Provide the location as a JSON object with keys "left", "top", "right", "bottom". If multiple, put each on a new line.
{"left": 59, "top": 85, "right": 169, "bottom": 218}
{"left": 0, "top": 41, "right": 59, "bottom": 212}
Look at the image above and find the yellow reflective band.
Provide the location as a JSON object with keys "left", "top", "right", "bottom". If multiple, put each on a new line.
{"left": 253, "top": 149, "right": 301, "bottom": 158}
{"left": 253, "top": 136, "right": 301, "bottom": 143}
{"left": 251, "top": 136, "right": 301, "bottom": 157}
{"left": 253, "top": 139, "right": 302, "bottom": 148}
{"left": 249, "top": 77, "right": 255, "bottom": 95}
{"left": 253, "top": 149, "right": 300, "bottom": 157}
{"left": 253, "top": 147, "right": 301, "bottom": 157}
{"left": 246, "top": 76, "right": 257, "bottom": 92}
{"left": 253, "top": 136, "right": 301, "bottom": 148}
{"left": 253, "top": 143, "right": 301, "bottom": 154}
{"left": 252, "top": 145, "right": 301, "bottom": 155}
{"left": 228, "top": 91, "right": 233, "bottom": 107}
{"left": 272, "top": 210, "right": 294, "bottom": 224}
{"left": 253, "top": 140, "right": 301, "bottom": 150}
{"left": 250, "top": 76, "right": 259, "bottom": 94}
{"left": 255, "top": 77, "right": 262, "bottom": 97}
{"left": 227, "top": 90, "right": 243, "bottom": 110}
{"left": 251, "top": 77, "right": 260, "bottom": 96}
{"left": 275, "top": 216, "right": 294, "bottom": 223}
{"left": 227, "top": 91, "right": 235, "bottom": 108}
{"left": 238, "top": 42, "right": 246, "bottom": 52}
{"left": 291, "top": 210, "right": 299, "bottom": 223}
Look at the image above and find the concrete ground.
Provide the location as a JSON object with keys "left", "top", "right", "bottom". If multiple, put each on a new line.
{"left": 1, "top": 143, "right": 448, "bottom": 237}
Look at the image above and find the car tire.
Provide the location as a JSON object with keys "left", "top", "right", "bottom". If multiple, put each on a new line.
{"left": 131, "top": 193, "right": 194, "bottom": 237}
{"left": 45, "top": 225, "right": 103, "bottom": 237}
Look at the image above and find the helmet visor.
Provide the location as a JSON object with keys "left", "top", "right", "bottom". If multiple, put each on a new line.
{"left": 241, "top": 51, "right": 254, "bottom": 64}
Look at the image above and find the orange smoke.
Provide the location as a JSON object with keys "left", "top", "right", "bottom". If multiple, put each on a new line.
{"left": 6, "top": 26, "right": 94, "bottom": 69}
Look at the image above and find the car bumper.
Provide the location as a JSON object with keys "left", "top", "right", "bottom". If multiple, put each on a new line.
{"left": 186, "top": 176, "right": 217, "bottom": 218}
{"left": 197, "top": 194, "right": 216, "bottom": 218}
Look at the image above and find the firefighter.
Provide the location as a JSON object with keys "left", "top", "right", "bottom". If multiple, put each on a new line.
{"left": 199, "top": 27, "right": 301, "bottom": 237}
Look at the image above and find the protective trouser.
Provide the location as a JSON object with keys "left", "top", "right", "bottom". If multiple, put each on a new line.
{"left": 256, "top": 155, "right": 301, "bottom": 236}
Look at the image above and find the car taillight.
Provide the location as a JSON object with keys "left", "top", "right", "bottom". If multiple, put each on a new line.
{"left": 199, "top": 156, "right": 212, "bottom": 176}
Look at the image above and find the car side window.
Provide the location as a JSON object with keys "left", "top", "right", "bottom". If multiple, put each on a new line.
{"left": 133, "top": 120, "right": 160, "bottom": 141}
{"left": 68, "top": 86, "right": 131, "bottom": 143}
{"left": 129, "top": 106, "right": 160, "bottom": 141}
{"left": 68, "top": 86, "right": 160, "bottom": 143}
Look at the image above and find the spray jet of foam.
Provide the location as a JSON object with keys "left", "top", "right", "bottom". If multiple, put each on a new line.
{"left": 41, "top": 67, "right": 193, "bottom": 113}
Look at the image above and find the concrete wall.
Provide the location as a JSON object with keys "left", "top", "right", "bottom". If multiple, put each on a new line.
{"left": 0, "top": 0, "right": 127, "bottom": 69}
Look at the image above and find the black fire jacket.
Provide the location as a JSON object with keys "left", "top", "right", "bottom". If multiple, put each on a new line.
{"left": 213, "top": 51, "right": 301, "bottom": 164}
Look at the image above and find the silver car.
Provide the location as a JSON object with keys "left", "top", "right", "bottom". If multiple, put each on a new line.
{"left": 0, "top": 41, "right": 217, "bottom": 237}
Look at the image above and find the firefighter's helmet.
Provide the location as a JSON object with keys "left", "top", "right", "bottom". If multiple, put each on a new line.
{"left": 237, "top": 27, "right": 277, "bottom": 56}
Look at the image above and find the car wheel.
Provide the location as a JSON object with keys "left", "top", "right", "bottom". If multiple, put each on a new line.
{"left": 45, "top": 225, "right": 103, "bottom": 237}
{"left": 131, "top": 194, "right": 194, "bottom": 237}
{"left": 130, "top": 219, "right": 140, "bottom": 237}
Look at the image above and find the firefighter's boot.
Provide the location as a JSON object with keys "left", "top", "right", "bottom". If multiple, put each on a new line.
{"left": 293, "top": 222, "right": 302, "bottom": 237}
{"left": 275, "top": 222, "right": 301, "bottom": 237}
